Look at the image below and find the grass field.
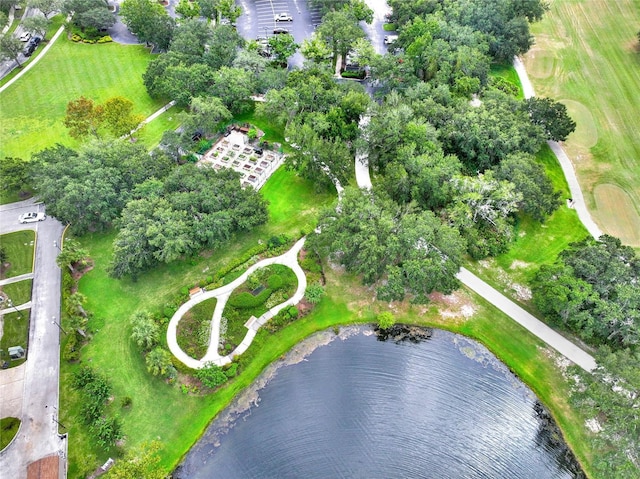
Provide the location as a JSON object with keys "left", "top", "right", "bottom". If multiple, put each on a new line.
{"left": 0, "top": 310, "right": 29, "bottom": 368}
{"left": 1, "top": 279, "right": 32, "bottom": 306}
{"left": 0, "top": 36, "right": 162, "bottom": 160}
{"left": 523, "top": 0, "right": 640, "bottom": 247}
{"left": 0, "top": 231, "right": 35, "bottom": 278}
{"left": 61, "top": 166, "right": 334, "bottom": 478}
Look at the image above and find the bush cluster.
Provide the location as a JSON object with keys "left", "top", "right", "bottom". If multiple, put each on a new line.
{"left": 72, "top": 367, "right": 122, "bottom": 448}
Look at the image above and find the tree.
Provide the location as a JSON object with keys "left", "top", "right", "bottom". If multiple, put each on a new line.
{"left": 145, "top": 347, "right": 173, "bottom": 376}
{"left": 169, "top": 18, "right": 211, "bottom": 59}
{"left": 202, "top": 24, "right": 244, "bottom": 70}
{"left": 569, "top": 347, "right": 640, "bottom": 478}
{"left": 312, "top": 188, "right": 465, "bottom": 302}
{"left": 175, "top": 0, "right": 199, "bottom": 18}
{"left": 180, "top": 96, "right": 231, "bottom": 138}
{"left": 301, "top": 34, "right": 332, "bottom": 64}
{"left": 494, "top": 153, "right": 561, "bottom": 222}
{"left": 27, "top": 0, "right": 63, "bottom": 18}
{"left": 524, "top": 97, "right": 577, "bottom": 142}
{"left": 0, "top": 34, "right": 24, "bottom": 67}
{"left": 198, "top": 0, "right": 218, "bottom": 20}
{"left": 209, "top": 66, "right": 255, "bottom": 114}
{"left": 120, "top": 0, "right": 175, "bottom": 50}
{"left": 195, "top": 361, "right": 228, "bottom": 388}
{"left": 63, "top": 96, "right": 104, "bottom": 139}
{"left": 102, "top": 96, "right": 144, "bottom": 137}
{"left": 74, "top": 6, "right": 115, "bottom": 30}
{"left": 217, "top": 0, "right": 241, "bottom": 23}
{"left": 158, "top": 62, "right": 215, "bottom": 107}
{"left": 317, "top": 10, "right": 366, "bottom": 63}
{"left": 107, "top": 442, "right": 165, "bottom": 479}
{"left": 56, "top": 238, "right": 90, "bottom": 272}
{"left": 267, "top": 33, "right": 298, "bottom": 67}
{"left": 22, "top": 15, "right": 50, "bottom": 37}
{"left": 131, "top": 311, "right": 160, "bottom": 350}
{"left": 0, "top": 156, "right": 30, "bottom": 192}
{"left": 447, "top": 171, "right": 522, "bottom": 259}
{"left": 64, "top": 0, "right": 115, "bottom": 30}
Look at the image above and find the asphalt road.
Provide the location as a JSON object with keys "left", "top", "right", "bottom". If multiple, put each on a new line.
{"left": 0, "top": 200, "right": 66, "bottom": 478}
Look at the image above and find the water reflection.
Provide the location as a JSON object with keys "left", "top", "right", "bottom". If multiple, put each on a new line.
{"left": 176, "top": 327, "right": 583, "bottom": 479}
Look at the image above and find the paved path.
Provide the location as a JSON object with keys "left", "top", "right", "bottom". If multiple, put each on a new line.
{"left": 354, "top": 112, "right": 596, "bottom": 372}
{"left": 167, "top": 237, "right": 308, "bottom": 369}
{"left": 0, "top": 272, "right": 34, "bottom": 286}
{"left": 0, "top": 19, "right": 66, "bottom": 94}
{"left": 513, "top": 57, "right": 602, "bottom": 240}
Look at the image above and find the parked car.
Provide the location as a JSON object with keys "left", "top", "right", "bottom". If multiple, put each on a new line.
{"left": 29, "top": 36, "right": 42, "bottom": 47}
{"left": 383, "top": 35, "right": 398, "bottom": 45}
{"left": 23, "top": 43, "right": 36, "bottom": 56}
{"left": 19, "top": 31, "right": 31, "bottom": 42}
{"left": 18, "top": 212, "right": 46, "bottom": 224}
{"left": 273, "top": 28, "right": 290, "bottom": 35}
{"left": 274, "top": 12, "right": 293, "bottom": 22}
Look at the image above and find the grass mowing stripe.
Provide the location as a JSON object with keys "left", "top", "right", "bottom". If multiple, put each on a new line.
{"left": 524, "top": 0, "right": 640, "bottom": 246}
{"left": 0, "top": 230, "right": 35, "bottom": 277}
{"left": 0, "top": 37, "right": 161, "bottom": 159}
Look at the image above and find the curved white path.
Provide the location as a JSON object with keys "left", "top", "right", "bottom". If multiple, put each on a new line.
{"left": 354, "top": 112, "right": 596, "bottom": 371}
{"left": 513, "top": 57, "right": 602, "bottom": 240}
{"left": 167, "top": 237, "right": 307, "bottom": 369}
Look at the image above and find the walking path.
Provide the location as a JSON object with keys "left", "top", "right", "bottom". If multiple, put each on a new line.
{"left": 167, "top": 237, "right": 308, "bottom": 369}
{"left": 0, "top": 20, "right": 67, "bottom": 94}
{"left": 513, "top": 57, "right": 602, "bottom": 240}
{"left": 0, "top": 272, "right": 34, "bottom": 286}
{"left": 354, "top": 111, "right": 597, "bottom": 372}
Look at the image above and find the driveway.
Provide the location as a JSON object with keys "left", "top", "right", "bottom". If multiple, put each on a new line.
{"left": 0, "top": 200, "right": 66, "bottom": 477}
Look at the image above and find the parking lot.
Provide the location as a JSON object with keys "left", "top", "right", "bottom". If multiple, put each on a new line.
{"left": 236, "top": 0, "right": 323, "bottom": 66}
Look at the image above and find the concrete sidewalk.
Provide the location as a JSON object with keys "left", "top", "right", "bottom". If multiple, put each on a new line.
{"left": 167, "top": 238, "right": 308, "bottom": 369}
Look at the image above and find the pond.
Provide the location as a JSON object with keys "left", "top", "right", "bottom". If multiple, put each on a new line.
{"left": 176, "top": 327, "right": 584, "bottom": 479}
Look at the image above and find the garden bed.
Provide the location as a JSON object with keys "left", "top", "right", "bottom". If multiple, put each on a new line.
{"left": 219, "top": 264, "right": 298, "bottom": 354}
{"left": 176, "top": 298, "right": 217, "bottom": 360}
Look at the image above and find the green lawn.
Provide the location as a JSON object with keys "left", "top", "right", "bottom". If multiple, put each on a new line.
{"left": 177, "top": 298, "right": 217, "bottom": 360}
{"left": 0, "top": 231, "right": 35, "bottom": 278}
{"left": 490, "top": 62, "right": 524, "bottom": 99}
{"left": 0, "top": 417, "right": 20, "bottom": 450}
{"left": 0, "top": 36, "right": 162, "bottom": 160}
{"left": 0, "top": 310, "right": 29, "bottom": 368}
{"left": 136, "top": 105, "right": 184, "bottom": 149}
{"left": 61, "top": 166, "right": 335, "bottom": 477}
{"left": 524, "top": 0, "right": 640, "bottom": 247}
{"left": 1, "top": 279, "right": 32, "bottom": 306}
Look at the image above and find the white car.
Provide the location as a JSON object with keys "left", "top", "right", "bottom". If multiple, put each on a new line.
{"left": 274, "top": 13, "right": 293, "bottom": 22}
{"left": 18, "top": 212, "right": 46, "bottom": 224}
{"left": 19, "top": 31, "right": 31, "bottom": 42}
{"left": 384, "top": 35, "right": 398, "bottom": 45}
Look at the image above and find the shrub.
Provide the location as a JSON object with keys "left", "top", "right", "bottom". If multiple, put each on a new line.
{"left": 90, "top": 415, "right": 123, "bottom": 448}
{"left": 215, "top": 244, "right": 268, "bottom": 280}
{"left": 305, "top": 283, "right": 325, "bottom": 304}
{"left": 145, "top": 347, "right": 173, "bottom": 376}
{"left": 121, "top": 396, "right": 132, "bottom": 408}
{"left": 377, "top": 312, "right": 396, "bottom": 330}
{"left": 341, "top": 70, "right": 366, "bottom": 79}
{"left": 246, "top": 271, "right": 261, "bottom": 290}
{"left": 97, "top": 35, "right": 112, "bottom": 43}
{"left": 196, "top": 362, "right": 228, "bottom": 389}
{"left": 130, "top": 311, "right": 159, "bottom": 350}
{"left": 288, "top": 306, "right": 298, "bottom": 318}
{"left": 300, "top": 257, "right": 322, "bottom": 273}
{"left": 229, "top": 288, "right": 272, "bottom": 308}
{"left": 224, "top": 362, "right": 238, "bottom": 378}
{"left": 63, "top": 333, "right": 80, "bottom": 362}
{"left": 267, "top": 274, "right": 283, "bottom": 290}
{"left": 72, "top": 366, "right": 99, "bottom": 389}
{"left": 71, "top": 34, "right": 82, "bottom": 42}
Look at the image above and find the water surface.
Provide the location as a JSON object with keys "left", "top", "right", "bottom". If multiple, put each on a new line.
{"left": 176, "top": 328, "right": 582, "bottom": 479}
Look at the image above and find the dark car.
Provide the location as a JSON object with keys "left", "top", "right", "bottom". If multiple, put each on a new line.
{"left": 273, "top": 28, "right": 290, "bottom": 35}
{"left": 23, "top": 36, "right": 42, "bottom": 56}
